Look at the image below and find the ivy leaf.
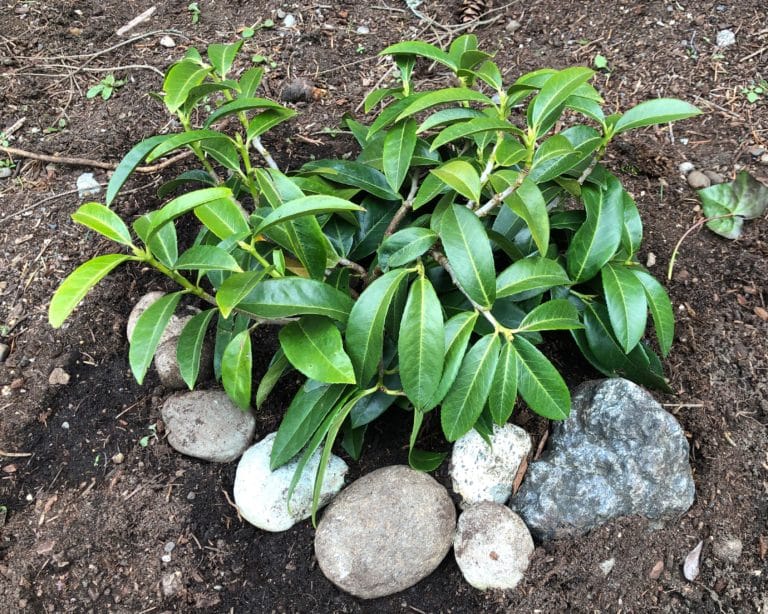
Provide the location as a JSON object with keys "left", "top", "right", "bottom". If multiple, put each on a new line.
{"left": 221, "top": 329, "right": 252, "bottom": 409}
{"left": 129, "top": 292, "right": 183, "bottom": 385}
{"left": 602, "top": 263, "right": 648, "bottom": 353}
{"left": 279, "top": 316, "right": 356, "bottom": 384}
{"left": 513, "top": 335, "right": 570, "bottom": 420}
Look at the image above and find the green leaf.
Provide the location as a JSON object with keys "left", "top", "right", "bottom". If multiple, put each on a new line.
{"left": 256, "top": 349, "right": 290, "bottom": 409}
{"left": 432, "top": 161, "right": 481, "bottom": 202}
{"left": 493, "top": 173, "right": 550, "bottom": 256}
{"left": 129, "top": 292, "right": 183, "bottom": 385}
{"left": 346, "top": 269, "right": 409, "bottom": 386}
{"left": 177, "top": 308, "right": 215, "bottom": 389}
{"left": 513, "top": 335, "right": 569, "bottom": 420}
{"left": 602, "top": 263, "right": 648, "bottom": 353}
{"left": 633, "top": 270, "right": 675, "bottom": 357}
{"left": 441, "top": 333, "right": 501, "bottom": 442}
{"left": 302, "top": 159, "right": 398, "bottom": 201}
{"left": 49, "top": 254, "right": 131, "bottom": 328}
{"left": 279, "top": 316, "right": 356, "bottom": 384}
{"left": 495, "top": 136, "right": 527, "bottom": 167}
{"left": 399, "top": 277, "right": 445, "bottom": 410}
{"left": 270, "top": 382, "right": 346, "bottom": 469}
{"left": 253, "top": 195, "right": 364, "bottom": 235}
{"left": 380, "top": 41, "right": 457, "bottom": 71}
{"left": 163, "top": 60, "right": 212, "bottom": 113}
{"left": 204, "top": 97, "right": 284, "bottom": 127}
{"left": 408, "top": 410, "right": 447, "bottom": 471}
{"left": 440, "top": 203, "right": 496, "bottom": 307}
{"left": 417, "top": 108, "right": 485, "bottom": 133}
{"left": 145, "top": 130, "right": 229, "bottom": 162}
{"left": 566, "top": 175, "right": 623, "bottom": 282}
{"left": 246, "top": 108, "right": 297, "bottom": 141}
{"left": 194, "top": 197, "right": 250, "bottom": 240}
{"left": 106, "top": 134, "right": 170, "bottom": 206}
{"left": 175, "top": 245, "right": 242, "bottom": 272}
{"left": 700, "top": 171, "right": 768, "bottom": 239}
{"left": 215, "top": 269, "right": 269, "bottom": 318}
{"left": 496, "top": 256, "right": 571, "bottom": 300}
{"left": 200, "top": 137, "right": 241, "bottom": 171}
{"left": 221, "top": 329, "right": 252, "bottom": 409}
{"left": 489, "top": 339, "right": 518, "bottom": 425}
{"left": 395, "top": 88, "right": 495, "bottom": 123}
{"left": 238, "top": 66, "right": 264, "bottom": 97}
{"left": 613, "top": 98, "right": 701, "bottom": 134}
{"left": 518, "top": 299, "right": 583, "bottom": 332}
{"left": 134, "top": 213, "right": 178, "bottom": 267}
{"left": 71, "top": 203, "right": 132, "bottom": 245}
{"left": 383, "top": 119, "right": 417, "bottom": 192}
{"left": 412, "top": 173, "right": 446, "bottom": 210}
{"left": 529, "top": 134, "right": 582, "bottom": 183}
{"left": 425, "top": 311, "right": 478, "bottom": 410}
{"left": 528, "top": 67, "right": 594, "bottom": 134}
{"left": 430, "top": 117, "right": 519, "bottom": 151}
{"left": 378, "top": 228, "right": 437, "bottom": 270}
{"left": 207, "top": 41, "right": 243, "bottom": 78}
{"left": 145, "top": 187, "right": 234, "bottom": 238}
{"left": 620, "top": 191, "right": 643, "bottom": 257}
{"left": 348, "top": 198, "right": 397, "bottom": 260}
{"left": 238, "top": 278, "right": 354, "bottom": 322}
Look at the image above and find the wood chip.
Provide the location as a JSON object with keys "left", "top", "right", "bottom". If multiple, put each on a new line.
{"left": 649, "top": 560, "right": 664, "bottom": 579}
{"left": 754, "top": 306, "right": 768, "bottom": 321}
{"left": 683, "top": 540, "right": 704, "bottom": 581}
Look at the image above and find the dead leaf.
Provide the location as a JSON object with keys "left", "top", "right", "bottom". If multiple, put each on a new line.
{"left": 2, "top": 464, "right": 17, "bottom": 474}
{"left": 683, "top": 540, "right": 704, "bottom": 581}
{"left": 512, "top": 456, "right": 528, "bottom": 495}
{"left": 754, "top": 306, "right": 768, "bottom": 321}
{"left": 649, "top": 560, "right": 664, "bottom": 579}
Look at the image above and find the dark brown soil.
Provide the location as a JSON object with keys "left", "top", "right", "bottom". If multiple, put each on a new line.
{"left": 1, "top": 1, "right": 767, "bottom": 612}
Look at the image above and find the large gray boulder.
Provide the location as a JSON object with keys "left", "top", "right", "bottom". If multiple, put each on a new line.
{"left": 314, "top": 465, "right": 456, "bottom": 599}
{"left": 510, "top": 378, "right": 695, "bottom": 540}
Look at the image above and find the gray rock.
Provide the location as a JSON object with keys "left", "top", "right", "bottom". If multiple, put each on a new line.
{"left": 315, "top": 465, "right": 456, "bottom": 599}
{"left": 234, "top": 432, "right": 347, "bottom": 531}
{"left": 153, "top": 326, "right": 213, "bottom": 390}
{"left": 678, "top": 161, "right": 695, "bottom": 176}
{"left": 703, "top": 170, "right": 726, "bottom": 185}
{"left": 356, "top": 25, "right": 369, "bottom": 34}
{"left": 126, "top": 291, "right": 168, "bottom": 342}
{"left": 450, "top": 424, "right": 531, "bottom": 507}
{"left": 712, "top": 537, "right": 742, "bottom": 563}
{"left": 282, "top": 13, "right": 296, "bottom": 28}
{"left": 161, "top": 571, "right": 183, "bottom": 597}
{"left": 454, "top": 502, "right": 533, "bottom": 590}
{"left": 76, "top": 172, "right": 101, "bottom": 199}
{"left": 510, "top": 379, "right": 695, "bottom": 540}
{"left": 716, "top": 29, "right": 736, "bottom": 48}
{"left": 0, "top": 342, "right": 9, "bottom": 363}
{"left": 599, "top": 558, "right": 615, "bottom": 576}
{"left": 159, "top": 35, "right": 175, "bottom": 48}
{"left": 161, "top": 390, "right": 255, "bottom": 462}
{"left": 0, "top": 167, "right": 12, "bottom": 179}
{"left": 687, "top": 170, "right": 711, "bottom": 189}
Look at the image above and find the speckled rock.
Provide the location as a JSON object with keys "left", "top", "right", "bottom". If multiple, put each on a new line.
{"left": 687, "top": 170, "right": 711, "bottom": 189}
{"left": 161, "top": 390, "right": 255, "bottom": 462}
{"left": 450, "top": 424, "right": 531, "bottom": 507}
{"left": 510, "top": 378, "right": 695, "bottom": 540}
{"left": 454, "top": 502, "right": 533, "bottom": 590}
{"left": 234, "top": 433, "right": 348, "bottom": 532}
{"left": 314, "top": 465, "right": 456, "bottom": 599}
{"left": 153, "top": 325, "right": 213, "bottom": 390}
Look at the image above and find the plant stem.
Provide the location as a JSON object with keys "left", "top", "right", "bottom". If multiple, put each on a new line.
{"left": 338, "top": 258, "right": 368, "bottom": 277}
{"left": 475, "top": 169, "right": 527, "bottom": 217}
{"left": 667, "top": 213, "right": 736, "bottom": 280}
{"left": 251, "top": 136, "right": 279, "bottom": 170}
{"left": 383, "top": 173, "right": 420, "bottom": 237}
{"left": 236, "top": 240, "right": 283, "bottom": 278}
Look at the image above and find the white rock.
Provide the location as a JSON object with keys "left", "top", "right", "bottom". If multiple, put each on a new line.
{"left": 161, "top": 390, "right": 255, "bottom": 462}
{"left": 678, "top": 161, "right": 695, "bottom": 175}
{"left": 76, "top": 172, "right": 101, "bottom": 199}
{"left": 282, "top": 14, "right": 296, "bottom": 28}
{"left": 0, "top": 167, "right": 12, "bottom": 179}
{"left": 454, "top": 502, "right": 534, "bottom": 590}
{"left": 126, "top": 291, "right": 167, "bottom": 341}
{"left": 159, "top": 35, "right": 176, "bottom": 48}
{"left": 599, "top": 558, "right": 616, "bottom": 576}
{"left": 152, "top": 317, "right": 213, "bottom": 390}
{"left": 716, "top": 29, "right": 736, "bottom": 48}
{"left": 48, "top": 367, "right": 70, "bottom": 386}
{"left": 234, "top": 432, "right": 347, "bottom": 531}
{"left": 450, "top": 424, "right": 531, "bottom": 507}
{"left": 356, "top": 25, "right": 369, "bottom": 34}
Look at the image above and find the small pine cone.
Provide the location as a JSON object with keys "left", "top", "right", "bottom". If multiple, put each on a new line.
{"left": 460, "top": 0, "right": 489, "bottom": 23}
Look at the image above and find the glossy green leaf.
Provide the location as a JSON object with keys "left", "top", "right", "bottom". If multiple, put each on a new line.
{"left": 145, "top": 130, "right": 225, "bottom": 162}
{"left": 254, "top": 195, "right": 364, "bottom": 235}
{"left": 157, "top": 169, "right": 215, "bottom": 198}
{"left": 395, "top": 88, "right": 494, "bottom": 123}
{"left": 302, "top": 160, "right": 398, "bottom": 201}
{"left": 517, "top": 299, "right": 583, "bottom": 332}
{"left": 513, "top": 335, "right": 569, "bottom": 420}
{"left": 380, "top": 41, "right": 457, "bottom": 70}
{"left": 494, "top": 174, "right": 550, "bottom": 256}
{"left": 175, "top": 245, "right": 242, "bottom": 272}
{"left": 346, "top": 270, "right": 409, "bottom": 386}
{"left": 106, "top": 134, "right": 169, "bottom": 206}
{"left": 383, "top": 119, "right": 417, "bottom": 192}
{"left": 194, "top": 197, "right": 250, "bottom": 240}
{"left": 489, "top": 339, "right": 518, "bottom": 425}
{"left": 566, "top": 175, "right": 623, "bottom": 282}
{"left": 431, "top": 160, "right": 481, "bottom": 202}
{"left": 134, "top": 213, "right": 178, "bottom": 267}
{"left": 200, "top": 137, "right": 241, "bottom": 171}
{"left": 279, "top": 316, "right": 356, "bottom": 384}
{"left": 179, "top": 82, "right": 238, "bottom": 116}
{"left": 425, "top": 311, "right": 478, "bottom": 410}
{"left": 417, "top": 108, "right": 484, "bottom": 133}
{"left": 408, "top": 410, "right": 447, "bottom": 471}
{"left": 215, "top": 269, "right": 269, "bottom": 318}
{"left": 448, "top": 34, "right": 478, "bottom": 64}
{"left": 613, "top": 98, "right": 701, "bottom": 134}
{"left": 246, "top": 108, "right": 297, "bottom": 141}
{"left": 378, "top": 227, "right": 437, "bottom": 270}
{"left": 602, "top": 263, "right": 648, "bottom": 352}
{"left": 412, "top": 173, "right": 446, "bottom": 210}
{"left": 129, "top": 292, "right": 183, "bottom": 385}
{"left": 204, "top": 97, "right": 284, "bottom": 127}
{"left": 49, "top": 254, "right": 132, "bottom": 328}
{"left": 621, "top": 191, "right": 643, "bottom": 256}
{"left": 255, "top": 350, "right": 289, "bottom": 409}
{"left": 350, "top": 388, "right": 397, "bottom": 428}
{"left": 207, "top": 41, "right": 243, "bottom": 78}
{"left": 238, "top": 278, "right": 354, "bottom": 322}
{"left": 145, "top": 187, "right": 234, "bottom": 236}
{"left": 430, "top": 117, "right": 519, "bottom": 151}
{"left": 163, "top": 60, "right": 212, "bottom": 113}
{"left": 495, "top": 136, "right": 527, "bottom": 167}
{"left": 529, "top": 134, "right": 582, "bottom": 183}
{"left": 213, "top": 313, "right": 249, "bottom": 380}
{"left": 440, "top": 203, "right": 496, "bottom": 307}
{"left": 441, "top": 333, "right": 501, "bottom": 442}
{"left": 399, "top": 277, "right": 445, "bottom": 410}
{"left": 528, "top": 67, "right": 594, "bottom": 134}
{"left": 221, "top": 329, "right": 252, "bottom": 409}
{"left": 633, "top": 270, "right": 675, "bottom": 357}
{"left": 177, "top": 308, "right": 215, "bottom": 389}
{"left": 71, "top": 203, "right": 132, "bottom": 245}
{"left": 238, "top": 66, "right": 264, "bottom": 97}
{"left": 348, "top": 198, "right": 397, "bottom": 260}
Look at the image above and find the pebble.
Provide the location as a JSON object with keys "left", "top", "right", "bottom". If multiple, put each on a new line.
{"left": 0, "top": 168, "right": 12, "bottom": 179}
{"left": 704, "top": 170, "right": 726, "bottom": 185}
{"left": 161, "top": 571, "right": 182, "bottom": 597}
{"left": 760, "top": 153, "right": 768, "bottom": 165}
{"left": 186, "top": 492, "right": 196, "bottom": 500}
{"left": 111, "top": 452, "right": 124, "bottom": 464}
{"left": 716, "top": 29, "right": 736, "bottom": 47}
{"left": 712, "top": 537, "right": 742, "bottom": 563}
{"left": 160, "top": 554, "right": 172, "bottom": 563}
{"left": 234, "top": 433, "right": 347, "bottom": 531}
{"left": 159, "top": 35, "right": 176, "bottom": 48}
{"left": 450, "top": 424, "right": 531, "bottom": 507}
{"left": 76, "top": 172, "right": 101, "bottom": 199}
{"left": 748, "top": 146, "right": 765, "bottom": 157}
{"left": 164, "top": 541, "right": 176, "bottom": 553}
{"left": 646, "top": 252, "right": 657, "bottom": 268}
{"left": 315, "top": 465, "right": 455, "bottom": 599}
{"left": 48, "top": 367, "right": 70, "bottom": 385}
{"left": 161, "top": 390, "right": 256, "bottom": 462}
{"left": 355, "top": 25, "right": 369, "bottom": 35}
{"left": 0, "top": 342, "right": 9, "bottom": 363}
{"left": 61, "top": 421, "right": 70, "bottom": 430}
{"left": 453, "top": 502, "right": 534, "bottom": 591}
{"left": 678, "top": 161, "right": 695, "bottom": 175}
{"left": 686, "top": 170, "right": 711, "bottom": 189}
{"left": 506, "top": 19, "right": 522, "bottom": 32}
{"left": 599, "top": 558, "right": 616, "bottom": 576}
{"left": 276, "top": 8, "right": 286, "bottom": 18}
{"left": 282, "top": 14, "right": 296, "bottom": 28}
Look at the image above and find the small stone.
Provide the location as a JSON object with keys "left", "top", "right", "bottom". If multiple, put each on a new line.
{"left": 161, "top": 390, "right": 256, "bottom": 463}
{"left": 748, "top": 146, "right": 765, "bottom": 157}
{"left": 760, "top": 153, "right": 768, "bottom": 165}
{"left": 276, "top": 8, "right": 286, "bottom": 18}
{"left": 0, "top": 168, "right": 12, "bottom": 179}
{"left": 649, "top": 560, "right": 664, "bottom": 579}
{"left": 716, "top": 29, "right": 736, "bottom": 47}
{"left": 712, "top": 537, "right": 742, "bottom": 563}
{"left": 48, "top": 367, "right": 70, "bottom": 386}
{"left": 599, "top": 558, "right": 616, "bottom": 576}
{"left": 0, "top": 343, "right": 9, "bottom": 363}
{"left": 164, "top": 542, "right": 176, "bottom": 553}
{"left": 61, "top": 421, "right": 70, "bottom": 430}
{"left": 76, "top": 172, "right": 101, "bottom": 199}
{"left": 234, "top": 432, "right": 347, "bottom": 531}
{"left": 678, "top": 161, "right": 695, "bottom": 175}
{"left": 453, "top": 502, "right": 533, "bottom": 591}
{"left": 703, "top": 170, "right": 726, "bottom": 184}
{"left": 186, "top": 491, "right": 196, "bottom": 500}
{"left": 111, "top": 452, "right": 124, "bottom": 464}
{"left": 161, "top": 571, "right": 183, "bottom": 597}
{"left": 506, "top": 19, "right": 522, "bottom": 32}
{"left": 153, "top": 327, "right": 213, "bottom": 390}
{"left": 687, "top": 170, "right": 711, "bottom": 189}
{"left": 355, "top": 25, "right": 369, "bottom": 34}
{"left": 450, "top": 424, "right": 531, "bottom": 507}
{"left": 315, "top": 465, "right": 455, "bottom": 599}
{"left": 159, "top": 35, "right": 176, "bottom": 48}
{"left": 161, "top": 554, "right": 172, "bottom": 563}
{"left": 282, "top": 13, "right": 296, "bottom": 28}
{"left": 646, "top": 252, "right": 657, "bottom": 268}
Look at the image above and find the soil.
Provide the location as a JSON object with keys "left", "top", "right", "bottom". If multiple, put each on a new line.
{"left": 1, "top": 1, "right": 767, "bottom": 612}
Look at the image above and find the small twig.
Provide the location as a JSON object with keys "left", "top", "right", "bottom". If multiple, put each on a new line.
{"left": 475, "top": 170, "right": 527, "bottom": 217}
{"left": 3, "top": 116, "right": 26, "bottom": 137}
{"left": 740, "top": 45, "right": 768, "bottom": 63}
{"left": 36, "top": 63, "right": 165, "bottom": 78}
{"left": 115, "top": 6, "right": 157, "bottom": 37}
{"left": 0, "top": 145, "right": 193, "bottom": 173}
{"left": 384, "top": 173, "right": 419, "bottom": 237}
{"left": 338, "top": 258, "right": 368, "bottom": 277}
{"left": 0, "top": 449, "right": 32, "bottom": 457}
{"left": 251, "top": 136, "right": 279, "bottom": 170}
{"left": 667, "top": 213, "right": 736, "bottom": 280}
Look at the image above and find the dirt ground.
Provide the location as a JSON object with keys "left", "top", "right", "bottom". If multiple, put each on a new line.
{"left": 1, "top": 1, "right": 767, "bottom": 612}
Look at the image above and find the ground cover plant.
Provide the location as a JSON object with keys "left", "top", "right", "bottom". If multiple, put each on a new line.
{"left": 48, "top": 36, "right": 700, "bottom": 511}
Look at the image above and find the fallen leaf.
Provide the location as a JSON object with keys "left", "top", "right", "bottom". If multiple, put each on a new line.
{"left": 683, "top": 540, "right": 704, "bottom": 581}
{"left": 2, "top": 464, "right": 17, "bottom": 474}
{"left": 512, "top": 456, "right": 528, "bottom": 495}
{"left": 754, "top": 306, "right": 768, "bottom": 321}
{"left": 649, "top": 560, "right": 664, "bottom": 579}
